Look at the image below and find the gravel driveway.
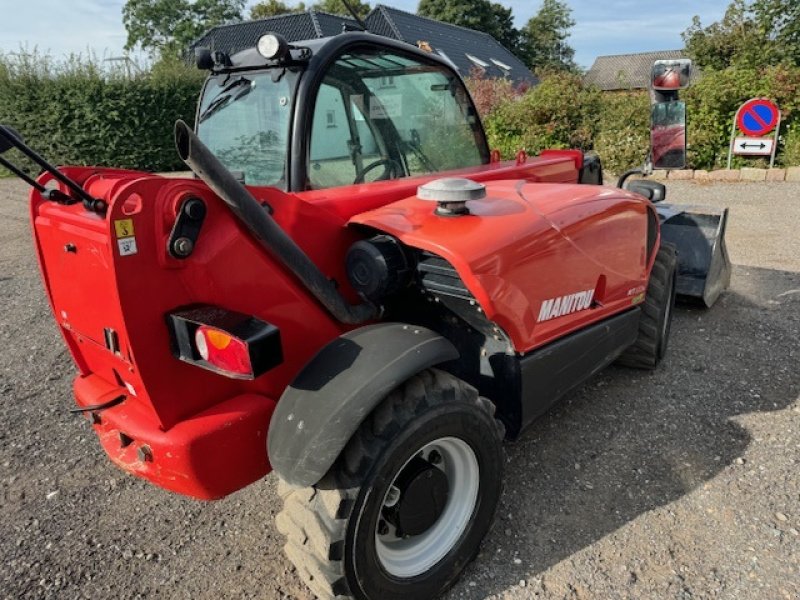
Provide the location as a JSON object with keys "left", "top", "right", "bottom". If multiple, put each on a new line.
{"left": 0, "top": 178, "right": 798, "bottom": 600}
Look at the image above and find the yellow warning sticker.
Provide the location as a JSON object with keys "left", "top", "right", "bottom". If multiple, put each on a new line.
{"left": 114, "top": 219, "right": 135, "bottom": 238}
{"left": 631, "top": 292, "right": 646, "bottom": 305}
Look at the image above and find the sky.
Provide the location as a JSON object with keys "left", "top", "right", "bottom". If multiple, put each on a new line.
{"left": 0, "top": 0, "right": 730, "bottom": 69}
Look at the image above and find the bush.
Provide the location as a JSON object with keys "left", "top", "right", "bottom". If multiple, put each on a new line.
{"left": 593, "top": 91, "right": 651, "bottom": 174}
{"left": 465, "top": 70, "right": 525, "bottom": 118}
{"left": 0, "top": 51, "right": 204, "bottom": 176}
{"left": 783, "top": 120, "right": 800, "bottom": 167}
{"left": 482, "top": 71, "right": 601, "bottom": 159}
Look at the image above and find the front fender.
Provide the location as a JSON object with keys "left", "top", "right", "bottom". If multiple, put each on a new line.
{"left": 267, "top": 323, "right": 459, "bottom": 486}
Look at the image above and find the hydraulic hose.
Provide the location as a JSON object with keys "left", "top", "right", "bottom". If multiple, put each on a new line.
{"left": 174, "top": 120, "right": 379, "bottom": 325}
{"left": 616, "top": 168, "right": 644, "bottom": 189}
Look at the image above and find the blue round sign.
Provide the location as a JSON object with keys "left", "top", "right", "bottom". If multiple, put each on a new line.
{"left": 737, "top": 98, "right": 780, "bottom": 137}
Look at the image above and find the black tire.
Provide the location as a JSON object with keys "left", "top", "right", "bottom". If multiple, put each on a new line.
{"left": 276, "top": 368, "right": 505, "bottom": 600}
{"left": 616, "top": 243, "right": 677, "bottom": 369}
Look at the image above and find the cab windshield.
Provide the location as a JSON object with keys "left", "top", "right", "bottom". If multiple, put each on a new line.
{"left": 196, "top": 70, "right": 295, "bottom": 188}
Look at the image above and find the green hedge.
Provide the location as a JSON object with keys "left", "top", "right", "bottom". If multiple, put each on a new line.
{"left": 0, "top": 52, "right": 204, "bottom": 176}
{"left": 1, "top": 51, "right": 797, "bottom": 178}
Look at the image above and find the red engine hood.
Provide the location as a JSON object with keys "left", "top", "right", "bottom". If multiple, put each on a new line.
{"left": 350, "top": 179, "right": 654, "bottom": 353}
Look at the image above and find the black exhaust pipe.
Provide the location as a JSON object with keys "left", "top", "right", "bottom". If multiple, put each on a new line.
{"left": 174, "top": 120, "right": 379, "bottom": 325}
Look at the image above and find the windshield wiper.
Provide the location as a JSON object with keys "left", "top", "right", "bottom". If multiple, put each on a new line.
{"left": 198, "top": 77, "right": 252, "bottom": 123}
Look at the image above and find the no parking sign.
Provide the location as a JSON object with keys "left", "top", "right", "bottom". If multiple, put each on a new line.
{"left": 728, "top": 98, "right": 781, "bottom": 168}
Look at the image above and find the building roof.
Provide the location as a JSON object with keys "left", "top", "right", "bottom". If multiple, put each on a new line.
{"left": 584, "top": 50, "right": 694, "bottom": 91}
{"left": 364, "top": 5, "right": 535, "bottom": 85}
{"left": 190, "top": 5, "right": 536, "bottom": 86}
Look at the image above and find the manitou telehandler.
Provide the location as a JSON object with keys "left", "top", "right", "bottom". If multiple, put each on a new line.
{"left": 0, "top": 29, "right": 729, "bottom": 600}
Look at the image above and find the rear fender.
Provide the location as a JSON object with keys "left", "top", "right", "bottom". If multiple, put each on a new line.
{"left": 267, "top": 323, "right": 459, "bottom": 486}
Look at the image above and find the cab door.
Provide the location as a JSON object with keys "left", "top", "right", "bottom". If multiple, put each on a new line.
{"left": 293, "top": 42, "right": 490, "bottom": 200}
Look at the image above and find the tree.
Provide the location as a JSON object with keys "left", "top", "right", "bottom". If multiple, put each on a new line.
{"left": 122, "top": 0, "right": 245, "bottom": 57}
{"left": 312, "top": 0, "right": 370, "bottom": 18}
{"left": 519, "top": 0, "right": 576, "bottom": 73}
{"left": 489, "top": 3, "right": 520, "bottom": 54}
{"left": 752, "top": 0, "right": 800, "bottom": 65}
{"left": 683, "top": 0, "right": 800, "bottom": 69}
{"left": 251, "top": 0, "right": 305, "bottom": 19}
{"left": 417, "top": 0, "right": 520, "bottom": 53}
{"left": 682, "top": 0, "right": 762, "bottom": 70}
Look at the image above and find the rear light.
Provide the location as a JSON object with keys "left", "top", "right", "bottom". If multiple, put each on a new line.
{"left": 194, "top": 325, "right": 252, "bottom": 376}
{"left": 168, "top": 306, "right": 282, "bottom": 379}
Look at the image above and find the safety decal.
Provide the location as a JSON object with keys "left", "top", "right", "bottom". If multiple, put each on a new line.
{"left": 537, "top": 289, "right": 595, "bottom": 323}
{"left": 114, "top": 218, "right": 135, "bottom": 238}
{"left": 631, "top": 292, "right": 646, "bottom": 304}
{"left": 117, "top": 237, "right": 138, "bottom": 257}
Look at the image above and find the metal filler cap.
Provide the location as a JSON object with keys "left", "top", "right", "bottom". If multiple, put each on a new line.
{"left": 417, "top": 178, "right": 486, "bottom": 216}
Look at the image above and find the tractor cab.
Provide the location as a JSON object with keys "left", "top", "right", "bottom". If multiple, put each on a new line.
{"left": 194, "top": 33, "right": 490, "bottom": 192}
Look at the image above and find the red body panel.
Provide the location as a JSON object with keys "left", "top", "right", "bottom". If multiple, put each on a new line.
{"left": 29, "top": 150, "right": 654, "bottom": 499}
{"left": 32, "top": 169, "right": 345, "bottom": 498}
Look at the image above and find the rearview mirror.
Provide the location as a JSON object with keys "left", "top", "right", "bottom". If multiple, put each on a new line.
{"left": 0, "top": 125, "right": 23, "bottom": 155}
{"left": 651, "top": 101, "right": 686, "bottom": 170}
{"left": 652, "top": 59, "right": 692, "bottom": 91}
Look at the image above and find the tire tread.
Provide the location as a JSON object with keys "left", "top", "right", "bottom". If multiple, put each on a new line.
{"left": 616, "top": 243, "right": 677, "bottom": 369}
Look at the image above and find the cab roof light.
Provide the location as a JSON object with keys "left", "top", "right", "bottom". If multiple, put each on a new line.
{"left": 257, "top": 34, "right": 289, "bottom": 61}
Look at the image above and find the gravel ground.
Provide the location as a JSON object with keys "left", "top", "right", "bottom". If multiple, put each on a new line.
{"left": 0, "top": 178, "right": 798, "bottom": 600}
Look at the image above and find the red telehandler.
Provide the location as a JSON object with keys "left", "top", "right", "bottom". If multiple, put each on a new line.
{"left": 0, "top": 30, "right": 729, "bottom": 600}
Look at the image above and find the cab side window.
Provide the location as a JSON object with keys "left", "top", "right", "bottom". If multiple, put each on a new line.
{"left": 308, "top": 83, "right": 380, "bottom": 189}
{"left": 307, "top": 48, "right": 488, "bottom": 189}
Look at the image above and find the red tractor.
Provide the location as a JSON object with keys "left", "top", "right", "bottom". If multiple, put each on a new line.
{"left": 0, "top": 30, "right": 730, "bottom": 600}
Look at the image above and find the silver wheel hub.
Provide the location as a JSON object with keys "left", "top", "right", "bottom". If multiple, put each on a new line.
{"left": 375, "top": 437, "right": 479, "bottom": 578}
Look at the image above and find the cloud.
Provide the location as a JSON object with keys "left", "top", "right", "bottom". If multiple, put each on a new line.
{"left": 0, "top": 0, "right": 128, "bottom": 58}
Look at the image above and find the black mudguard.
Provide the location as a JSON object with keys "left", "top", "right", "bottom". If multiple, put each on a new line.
{"left": 656, "top": 203, "right": 731, "bottom": 307}
{"left": 267, "top": 323, "right": 459, "bottom": 487}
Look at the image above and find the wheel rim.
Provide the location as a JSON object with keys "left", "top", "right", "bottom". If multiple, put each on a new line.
{"left": 374, "top": 436, "right": 479, "bottom": 578}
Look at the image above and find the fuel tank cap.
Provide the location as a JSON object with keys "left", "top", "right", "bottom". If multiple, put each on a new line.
{"left": 417, "top": 178, "right": 486, "bottom": 216}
